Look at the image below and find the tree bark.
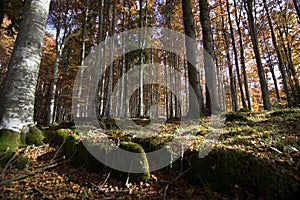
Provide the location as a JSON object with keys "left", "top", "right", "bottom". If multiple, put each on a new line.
{"left": 0, "top": 0, "right": 51, "bottom": 132}
{"left": 226, "top": 0, "right": 246, "bottom": 109}
{"left": 292, "top": 0, "right": 300, "bottom": 23}
{"left": 262, "top": 0, "right": 291, "bottom": 106}
{"left": 182, "top": 0, "right": 205, "bottom": 117}
{"left": 244, "top": 0, "right": 271, "bottom": 110}
{"left": 199, "top": 0, "right": 219, "bottom": 114}
{"left": 233, "top": 0, "right": 252, "bottom": 110}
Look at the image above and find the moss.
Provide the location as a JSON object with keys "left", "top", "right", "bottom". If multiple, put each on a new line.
{"left": 187, "top": 148, "right": 298, "bottom": 199}
{"left": 25, "top": 126, "right": 45, "bottom": 146}
{"left": 62, "top": 134, "right": 80, "bottom": 158}
{"left": 53, "top": 129, "right": 71, "bottom": 146}
{"left": 117, "top": 141, "right": 150, "bottom": 182}
{"left": 0, "top": 152, "right": 29, "bottom": 170}
{"left": 0, "top": 129, "right": 22, "bottom": 152}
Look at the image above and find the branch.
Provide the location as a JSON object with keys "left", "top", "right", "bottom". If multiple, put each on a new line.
{"left": 0, "top": 160, "right": 71, "bottom": 187}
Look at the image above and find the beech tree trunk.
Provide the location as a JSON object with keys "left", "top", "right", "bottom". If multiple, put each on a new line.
{"left": 199, "top": 0, "right": 219, "bottom": 114}
{"left": 244, "top": 0, "right": 271, "bottom": 110}
{"left": 0, "top": 0, "right": 51, "bottom": 132}
{"left": 182, "top": 0, "right": 205, "bottom": 117}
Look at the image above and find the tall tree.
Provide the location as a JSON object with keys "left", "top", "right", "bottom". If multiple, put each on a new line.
{"left": 47, "top": 0, "right": 74, "bottom": 125}
{"left": 292, "top": 0, "right": 300, "bottom": 23}
{"left": 199, "top": 0, "right": 219, "bottom": 114}
{"left": 182, "top": 0, "right": 205, "bottom": 117}
{"left": 0, "top": 0, "right": 51, "bottom": 131}
{"left": 262, "top": 0, "right": 291, "bottom": 106}
{"left": 233, "top": 0, "right": 252, "bottom": 110}
{"left": 219, "top": 2, "right": 239, "bottom": 112}
{"left": 244, "top": 0, "right": 271, "bottom": 110}
{"left": 226, "top": 0, "right": 247, "bottom": 109}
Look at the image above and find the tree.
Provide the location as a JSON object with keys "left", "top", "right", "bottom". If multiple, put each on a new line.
{"left": 182, "top": 0, "right": 205, "bottom": 117}
{"left": 292, "top": 0, "right": 300, "bottom": 23}
{"left": 233, "top": 0, "right": 252, "bottom": 110}
{"left": 226, "top": 0, "right": 247, "bottom": 109}
{"left": 262, "top": 0, "right": 291, "bottom": 106}
{"left": 244, "top": 0, "right": 271, "bottom": 110}
{"left": 0, "top": 0, "right": 51, "bottom": 132}
{"left": 199, "top": 0, "right": 219, "bottom": 114}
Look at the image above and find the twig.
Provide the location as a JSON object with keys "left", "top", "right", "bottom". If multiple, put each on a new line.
{"left": 99, "top": 172, "right": 111, "bottom": 189}
{"left": 163, "top": 167, "right": 191, "bottom": 200}
{"left": 1, "top": 150, "right": 19, "bottom": 176}
{"left": 0, "top": 160, "right": 71, "bottom": 187}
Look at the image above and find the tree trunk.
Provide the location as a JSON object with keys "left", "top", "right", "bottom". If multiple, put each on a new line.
{"left": 0, "top": 0, "right": 51, "bottom": 132}
{"left": 226, "top": 0, "right": 246, "bottom": 109}
{"left": 220, "top": 7, "right": 239, "bottom": 112}
{"left": 233, "top": 0, "right": 252, "bottom": 110}
{"left": 182, "top": 0, "right": 205, "bottom": 117}
{"left": 292, "top": 0, "right": 300, "bottom": 23}
{"left": 199, "top": 0, "right": 219, "bottom": 114}
{"left": 262, "top": 0, "right": 291, "bottom": 106}
{"left": 244, "top": 0, "right": 271, "bottom": 110}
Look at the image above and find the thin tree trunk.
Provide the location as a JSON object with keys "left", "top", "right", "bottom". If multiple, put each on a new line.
{"left": 226, "top": 0, "right": 246, "bottom": 109}
{"left": 244, "top": 0, "right": 271, "bottom": 110}
{"left": 233, "top": 0, "right": 252, "bottom": 110}
{"left": 292, "top": 0, "right": 300, "bottom": 23}
{"left": 263, "top": 35, "right": 281, "bottom": 102}
{"left": 262, "top": 0, "right": 291, "bottom": 106}
{"left": 221, "top": 8, "right": 239, "bottom": 112}
{"left": 105, "top": 0, "right": 115, "bottom": 118}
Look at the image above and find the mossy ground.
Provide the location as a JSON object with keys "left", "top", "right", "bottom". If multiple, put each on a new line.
{"left": 1, "top": 108, "right": 299, "bottom": 199}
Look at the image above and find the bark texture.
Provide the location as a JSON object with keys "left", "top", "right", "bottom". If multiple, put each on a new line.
{"left": 0, "top": 0, "right": 51, "bottom": 132}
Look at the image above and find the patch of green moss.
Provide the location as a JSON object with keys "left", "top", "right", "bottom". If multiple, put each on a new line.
{"left": 117, "top": 141, "right": 150, "bottom": 182}
{"left": 53, "top": 129, "right": 71, "bottom": 146}
{"left": 187, "top": 148, "right": 298, "bottom": 199}
{"left": 0, "top": 130, "right": 22, "bottom": 152}
{"left": 25, "top": 126, "right": 45, "bottom": 146}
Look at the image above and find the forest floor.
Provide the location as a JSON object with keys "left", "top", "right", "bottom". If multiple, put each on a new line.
{"left": 0, "top": 108, "right": 300, "bottom": 200}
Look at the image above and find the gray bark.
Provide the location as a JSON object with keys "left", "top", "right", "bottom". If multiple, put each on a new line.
{"left": 0, "top": 0, "right": 51, "bottom": 132}
{"left": 199, "top": 0, "right": 219, "bottom": 114}
{"left": 182, "top": 0, "right": 205, "bottom": 117}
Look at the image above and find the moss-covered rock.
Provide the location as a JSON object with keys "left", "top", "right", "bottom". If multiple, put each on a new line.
{"left": 187, "top": 148, "right": 298, "bottom": 199}
{"left": 0, "top": 129, "right": 22, "bottom": 151}
{"left": 116, "top": 141, "right": 150, "bottom": 182}
{"left": 25, "top": 126, "right": 45, "bottom": 146}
